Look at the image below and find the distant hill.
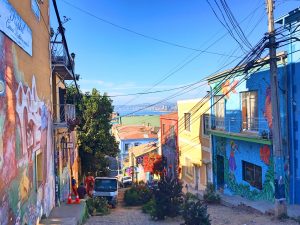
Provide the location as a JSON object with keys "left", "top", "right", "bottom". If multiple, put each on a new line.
{"left": 114, "top": 102, "right": 177, "bottom": 112}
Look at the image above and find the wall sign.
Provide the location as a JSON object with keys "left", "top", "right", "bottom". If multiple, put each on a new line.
{"left": 0, "top": 0, "right": 33, "bottom": 56}
{"left": 31, "top": 0, "right": 40, "bottom": 21}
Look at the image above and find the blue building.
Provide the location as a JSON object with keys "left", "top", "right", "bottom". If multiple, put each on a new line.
{"left": 206, "top": 51, "right": 289, "bottom": 203}
{"left": 112, "top": 125, "right": 158, "bottom": 169}
{"left": 276, "top": 8, "right": 300, "bottom": 205}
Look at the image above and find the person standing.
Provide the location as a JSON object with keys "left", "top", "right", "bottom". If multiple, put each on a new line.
{"left": 77, "top": 182, "right": 87, "bottom": 199}
{"left": 71, "top": 176, "right": 78, "bottom": 196}
{"left": 85, "top": 172, "right": 95, "bottom": 197}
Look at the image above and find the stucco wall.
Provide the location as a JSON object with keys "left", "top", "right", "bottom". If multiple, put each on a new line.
{"left": 0, "top": 1, "right": 54, "bottom": 224}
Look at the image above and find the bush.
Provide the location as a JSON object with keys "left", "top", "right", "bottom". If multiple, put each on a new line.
{"left": 124, "top": 184, "right": 153, "bottom": 206}
{"left": 203, "top": 183, "right": 221, "bottom": 204}
{"left": 142, "top": 198, "right": 156, "bottom": 214}
{"left": 151, "top": 176, "right": 183, "bottom": 220}
{"left": 86, "top": 197, "right": 110, "bottom": 216}
{"left": 182, "top": 193, "right": 211, "bottom": 225}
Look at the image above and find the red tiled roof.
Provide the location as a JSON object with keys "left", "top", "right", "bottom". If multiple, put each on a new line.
{"left": 116, "top": 125, "right": 158, "bottom": 140}
{"left": 160, "top": 112, "right": 178, "bottom": 120}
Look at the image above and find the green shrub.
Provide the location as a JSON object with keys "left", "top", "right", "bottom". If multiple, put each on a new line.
{"left": 142, "top": 198, "right": 156, "bottom": 214}
{"left": 203, "top": 183, "right": 221, "bottom": 204}
{"left": 86, "top": 197, "right": 110, "bottom": 216}
{"left": 124, "top": 184, "right": 153, "bottom": 206}
{"left": 182, "top": 193, "right": 211, "bottom": 225}
{"left": 152, "top": 176, "right": 183, "bottom": 220}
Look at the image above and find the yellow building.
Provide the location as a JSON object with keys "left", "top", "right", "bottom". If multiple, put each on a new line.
{"left": 177, "top": 98, "right": 212, "bottom": 192}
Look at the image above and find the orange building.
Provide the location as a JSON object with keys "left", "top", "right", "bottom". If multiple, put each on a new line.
{"left": 0, "top": 0, "right": 54, "bottom": 223}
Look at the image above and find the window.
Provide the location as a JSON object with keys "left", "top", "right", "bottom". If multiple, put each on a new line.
{"left": 170, "top": 125, "right": 175, "bottom": 138}
{"left": 241, "top": 91, "right": 258, "bottom": 131}
{"left": 184, "top": 113, "right": 191, "bottom": 131}
{"left": 134, "top": 142, "right": 140, "bottom": 146}
{"left": 185, "top": 157, "right": 194, "bottom": 177}
{"left": 202, "top": 114, "right": 209, "bottom": 136}
{"left": 214, "top": 96, "right": 225, "bottom": 118}
{"left": 31, "top": 0, "right": 40, "bottom": 21}
{"left": 162, "top": 124, "right": 165, "bottom": 135}
{"left": 36, "top": 151, "right": 43, "bottom": 188}
{"left": 242, "top": 161, "right": 262, "bottom": 190}
{"left": 213, "top": 96, "right": 225, "bottom": 129}
{"left": 124, "top": 144, "right": 130, "bottom": 153}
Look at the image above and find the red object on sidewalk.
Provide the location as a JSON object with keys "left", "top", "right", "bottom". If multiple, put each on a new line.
{"left": 75, "top": 195, "right": 80, "bottom": 204}
{"left": 67, "top": 194, "right": 72, "bottom": 204}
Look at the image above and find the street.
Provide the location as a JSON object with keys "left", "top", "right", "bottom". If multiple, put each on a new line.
{"left": 84, "top": 189, "right": 299, "bottom": 225}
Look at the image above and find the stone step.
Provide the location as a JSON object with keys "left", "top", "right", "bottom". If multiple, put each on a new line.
{"left": 39, "top": 217, "right": 77, "bottom": 225}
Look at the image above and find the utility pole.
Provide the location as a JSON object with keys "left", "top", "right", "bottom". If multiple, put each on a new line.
{"left": 266, "top": 0, "right": 287, "bottom": 216}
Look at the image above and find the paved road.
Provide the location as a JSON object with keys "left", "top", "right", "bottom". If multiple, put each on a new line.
{"left": 85, "top": 189, "right": 298, "bottom": 225}
{"left": 84, "top": 188, "right": 181, "bottom": 225}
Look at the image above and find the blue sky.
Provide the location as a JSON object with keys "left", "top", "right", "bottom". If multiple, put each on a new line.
{"left": 50, "top": 0, "right": 300, "bottom": 105}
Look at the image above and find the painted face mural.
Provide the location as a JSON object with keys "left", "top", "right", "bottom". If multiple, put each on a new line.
{"left": 0, "top": 33, "right": 55, "bottom": 224}
{"left": 264, "top": 87, "right": 272, "bottom": 128}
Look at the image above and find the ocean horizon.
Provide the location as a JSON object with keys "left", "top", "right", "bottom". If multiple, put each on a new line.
{"left": 117, "top": 110, "right": 174, "bottom": 117}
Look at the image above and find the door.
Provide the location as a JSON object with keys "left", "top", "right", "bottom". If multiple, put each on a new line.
{"left": 195, "top": 167, "right": 199, "bottom": 191}
{"left": 216, "top": 155, "right": 224, "bottom": 188}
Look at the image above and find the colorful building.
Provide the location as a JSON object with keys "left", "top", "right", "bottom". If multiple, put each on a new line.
{"left": 112, "top": 124, "right": 158, "bottom": 169}
{"left": 206, "top": 52, "right": 287, "bottom": 202}
{"left": 51, "top": 30, "right": 78, "bottom": 203}
{"left": 160, "top": 112, "right": 179, "bottom": 178}
{"left": 177, "top": 99, "right": 212, "bottom": 192}
{"left": 0, "top": 0, "right": 55, "bottom": 223}
{"left": 276, "top": 8, "right": 300, "bottom": 205}
{"left": 128, "top": 142, "right": 159, "bottom": 183}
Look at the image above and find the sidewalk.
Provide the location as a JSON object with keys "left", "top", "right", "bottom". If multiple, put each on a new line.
{"left": 39, "top": 200, "right": 87, "bottom": 225}
{"left": 184, "top": 185, "right": 300, "bottom": 219}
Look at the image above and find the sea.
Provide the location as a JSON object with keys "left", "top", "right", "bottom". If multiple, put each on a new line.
{"left": 117, "top": 110, "right": 174, "bottom": 117}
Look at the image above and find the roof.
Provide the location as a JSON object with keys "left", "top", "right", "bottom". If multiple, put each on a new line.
{"left": 115, "top": 124, "right": 158, "bottom": 140}
{"left": 206, "top": 51, "right": 287, "bottom": 83}
{"left": 160, "top": 112, "right": 178, "bottom": 120}
{"left": 275, "top": 7, "right": 300, "bottom": 25}
{"left": 129, "top": 142, "right": 158, "bottom": 157}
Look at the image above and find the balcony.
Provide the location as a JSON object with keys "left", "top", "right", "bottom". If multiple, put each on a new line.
{"left": 53, "top": 104, "right": 76, "bottom": 129}
{"left": 51, "top": 42, "right": 75, "bottom": 80}
{"left": 204, "top": 114, "right": 271, "bottom": 141}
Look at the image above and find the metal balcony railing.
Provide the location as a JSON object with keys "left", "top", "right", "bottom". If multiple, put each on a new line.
{"left": 204, "top": 115, "right": 271, "bottom": 139}
{"left": 51, "top": 43, "right": 75, "bottom": 80}
{"left": 53, "top": 104, "right": 76, "bottom": 124}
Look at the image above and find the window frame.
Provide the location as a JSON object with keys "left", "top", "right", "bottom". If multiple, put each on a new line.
{"left": 242, "top": 160, "right": 262, "bottom": 190}
{"left": 202, "top": 114, "right": 210, "bottom": 137}
{"left": 184, "top": 113, "right": 191, "bottom": 132}
{"left": 35, "top": 149, "right": 43, "bottom": 190}
{"left": 240, "top": 91, "right": 258, "bottom": 132}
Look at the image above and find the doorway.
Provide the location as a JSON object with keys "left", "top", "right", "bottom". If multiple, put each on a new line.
{"left": 216, "top": 155, "right": 224, "bottom": 188}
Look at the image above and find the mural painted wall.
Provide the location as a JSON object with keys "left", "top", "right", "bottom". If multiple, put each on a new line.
{"left": 210, "top": 64, "right": 289, "bottom": 203}
{"left": 0, "top": 32, "right": 54, "bottom": 224}
{"left": 213, "top": 136, "right": 274, "bottom": 201}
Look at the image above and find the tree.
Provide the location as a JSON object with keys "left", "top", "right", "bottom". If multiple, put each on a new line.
{"left": 66, "top": 85, "right": 119, "bottom": 176}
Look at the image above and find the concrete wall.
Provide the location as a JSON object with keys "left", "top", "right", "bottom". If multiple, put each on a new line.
{"left": 160, "top": 113, "right": 178, "bottom": 178}
{"left": 0, "top": 0, "right": 55, "bottom": 224}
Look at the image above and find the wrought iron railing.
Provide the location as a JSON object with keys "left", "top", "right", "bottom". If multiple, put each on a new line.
{"left": 204, "top": 115, "right": 271, "bottom": 139}
{"left": 53, "top": 104, "right": 76, "bottom": 123}
{"left": 51, "top": 43, "right": 74, "bottom": 71}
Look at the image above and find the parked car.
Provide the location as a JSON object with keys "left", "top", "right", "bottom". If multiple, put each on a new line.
{"left": 121, "top": 176, "right": 132, "bottom": 187}
{"left": 93, "top": 177, "right": 118, "bottom": 208}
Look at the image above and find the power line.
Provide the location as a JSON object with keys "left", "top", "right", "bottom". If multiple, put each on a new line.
{"left": 117, "top": 3, "right": 264, "bottom": 109}
{"left": 59, "top": 0, "right": 241, "bottom": 58}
